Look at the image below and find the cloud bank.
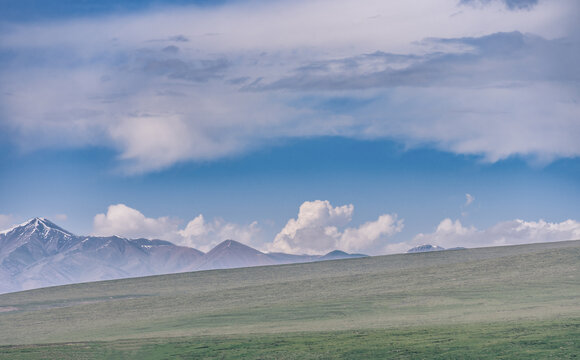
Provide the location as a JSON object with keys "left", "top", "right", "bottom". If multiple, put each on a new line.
{"left": 92, "top": 204, "right": 261, "bottom": 252}
{"left": 92, "top": 201, "right": 402, "bottom": 254}
{"left": 0, "top": 0, "right": 578, "bottom": 172}
{"left": 8, "top": 203, "right": 574, "bottom": 255}
{"left": 385, "top": 217, "right": 580, "bottom": 253}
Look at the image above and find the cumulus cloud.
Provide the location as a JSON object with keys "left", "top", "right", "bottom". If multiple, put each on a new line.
{"left": 178, "top": 215, "right": 262, "bottom": 252}
{"left": 92, "top": 204, "right": 260, "bottom": 251}
{"left": 269, "top": 200, "right": 403, "bottom": 254}
{"left": 0, "top": 0, "right": 578, "bottom": 172}
{"left": 385, "top": 217, "right": 580, "bottom": 253}
{"left": 93, "top": 204, "right": 178, "bottom": 239}
{"left": 339, "top": 214, "right": 404, "bottom": 252}
{"left": 91, "top": 202, "right": 403, "bottom": 253}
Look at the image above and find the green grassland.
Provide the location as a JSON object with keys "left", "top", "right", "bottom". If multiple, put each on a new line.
{"left": 0, "top": 240, "right": 578, "bottom": 359}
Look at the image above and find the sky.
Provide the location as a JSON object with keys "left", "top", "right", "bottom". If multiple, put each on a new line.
{"left": 0, "top": 0, "right": 579, "bottom": 254}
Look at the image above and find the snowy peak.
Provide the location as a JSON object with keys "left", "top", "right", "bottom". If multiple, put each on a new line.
{"left": 407, "top": 244, "right": 445, "bottom": 253}
{"left": 0, "top": 217, "right": 75, "bottom": 247}
{"left": 0, "top": 217, "right": 81, "bottom": 281}
{"left": 26, "top": 217, "right": 73, "bottom": 236}
{"left": 0, "top": 218, "right": 36, "bottom": 236}
{"left": 0, "top": 217, "right": 73, "bottom": 237}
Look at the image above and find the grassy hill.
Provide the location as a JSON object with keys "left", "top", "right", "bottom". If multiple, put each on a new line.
{"left": 0, "top": 240, "right": 578, "bottom": 359}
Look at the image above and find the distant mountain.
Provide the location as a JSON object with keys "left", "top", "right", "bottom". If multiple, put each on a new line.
{"left": 0, "top": 218, "right": 205, "bottom": 293}
{"left": 319, "top": 250, "right": 367, "bottom": 261}
{"left": 0, "top": 218, "right": 78, "bottom": 274}
{"left": 197, "top": 239, "right": 276, "bottom": 270}
{"left": 407, "top": 244, "right": 445, "bottom": 253}
{"left": 0, "top": 218, "right": 366, "bottom": 294}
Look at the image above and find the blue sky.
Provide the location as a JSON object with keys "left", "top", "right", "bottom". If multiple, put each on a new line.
{"left": 0, "top": 0, "right": 579, "bottom": 254}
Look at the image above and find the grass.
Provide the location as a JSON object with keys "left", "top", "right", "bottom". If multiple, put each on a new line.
{"left": 1, "top": 320, "right": 578, "bottom": 359}
{"left": 0, "top": 240, "right": 578, "bottom": 358}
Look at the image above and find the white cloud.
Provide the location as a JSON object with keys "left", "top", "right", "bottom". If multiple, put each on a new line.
{"left": 385, "top": 217, "right": 580, "bottom": 253}
{"left": 339, "top": 214, "right": 404, "bottom": 252}
{"left": 92, "top": 204, "right": 261, "bottom": 252}
{"left": 91, "top": 202, "right": 403, "bottom": 253}
{"left": 269, "top": 200, "right": 403, "bottom": 254}
{"left": 178, "top": 214, "right": 262, "bottom": 252}
{"left": 360, "top": 83, "right": 580, "bottom": 164}
{"left": 0, "top": 0, "right": 578, "bottom": 172}
{"left": 93, "top": 204, "right": 178, "bottom": 239}
{"left": 465, "top": 193, "right": 475, "bottom": 207}
{"left": 110, "top": 115, "right": 195, "bottom": 172}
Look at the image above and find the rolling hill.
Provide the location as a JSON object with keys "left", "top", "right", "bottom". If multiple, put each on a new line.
{"left": 0, "top": 239, "right": 578, "bottom": 358}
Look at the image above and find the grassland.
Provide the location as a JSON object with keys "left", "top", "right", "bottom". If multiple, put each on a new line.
{"left": 0, "top": 240, "right": 578, "bottom": 359}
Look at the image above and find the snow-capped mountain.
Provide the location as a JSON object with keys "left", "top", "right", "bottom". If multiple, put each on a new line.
{"left": 406, "top": 244, "right": 446, "bottom": 253}
{"left": 0, "top": 218, "right": 79, "bottom": 275}
{"left": 0, "top": 218, "right": 366, "bottom": 294}
{"left": 0, "top": 218, "right": 205, "bottom": 293}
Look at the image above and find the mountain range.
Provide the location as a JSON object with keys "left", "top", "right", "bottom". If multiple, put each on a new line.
{"left": 0, "top": 218, "right": 366, "bottom": 294}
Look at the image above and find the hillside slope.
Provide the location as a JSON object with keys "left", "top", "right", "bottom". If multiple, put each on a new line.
{"left": 0, "top": 239, "right": 578, "bottom": 347}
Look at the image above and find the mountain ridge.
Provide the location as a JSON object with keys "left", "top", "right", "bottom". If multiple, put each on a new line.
{"left": 0, "top": 218, "right": 367, "bottom": 294}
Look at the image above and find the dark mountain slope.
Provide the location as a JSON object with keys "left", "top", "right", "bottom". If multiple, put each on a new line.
{"left": 319, "top": 250, "right": 368, "bottom": 261}
{"left": 196, "top": 240, "right": 276, "bottom": 270}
